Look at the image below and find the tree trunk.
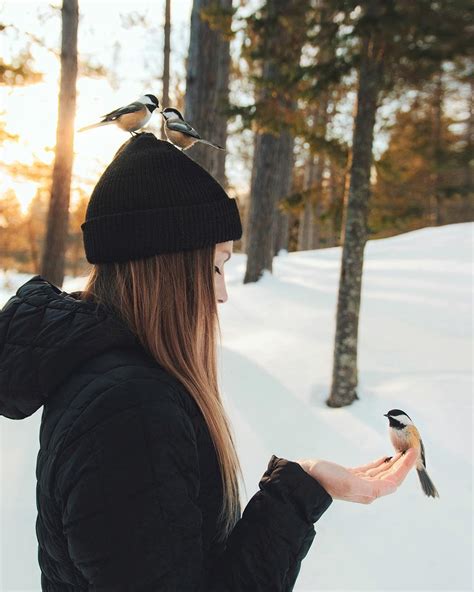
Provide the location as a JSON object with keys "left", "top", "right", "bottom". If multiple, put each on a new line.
{"left": 245, "top": 123, "right": 296, "bottom": 277}
{"left": 338, "top": 163, "right": 351, "bottom": 245}
{"left": 273, "top": 128, "right": 295, "bottom": 256}
{"left": 327, "top": 162, "right": 337, "bottom": 247}
{"left": 310, "top": 93, "right": 329, "bottom": 249}
{"left": 245, "top": 94, "right": 299, "bottom": 280}
{"left": 431, "top": 73, "right": 444, "bottom": 225}
{"left": 244, "top": 0, "right": 306, "bottom": 281}
{"left": 70, "top": 234, "right": 82, "bottom": 277}
{"left": 326, "top": 3, "right": 385, "bottom": 407}
{"left": 274, "top": 209, "right": 289, "bottom": 255}
{"left": 244, "top": 131, "right": 278, "bottom": 280}
{"left": 26, "top": 217, "right": 40, "bottom": 273}
{"left": 40, "top": 0, "right": 78, "bottom": 288}
{"left": 310, "top": 154, "right": 326, "bottom": 249}
{"left": 462, "top": 78, "right": 474, "bottom": 220}
{"left": 298, "top": 153, "right": 318, "bottom": 250}
{"left": 161, "top": 0, "right": 171, "bottom": 140}
{"left": 299, "top": 95, "right": 329, "bottom": 251}
{"left": 184, "top": 0, "right": 232, "bottom": 186}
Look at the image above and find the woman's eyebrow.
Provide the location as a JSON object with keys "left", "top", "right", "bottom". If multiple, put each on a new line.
{"left": 222, "top": 250, "right": 232, "bottom": 261}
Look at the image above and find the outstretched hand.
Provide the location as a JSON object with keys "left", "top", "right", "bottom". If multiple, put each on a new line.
{"left": 295, "top": 447, "right": 418, "bottom": 504}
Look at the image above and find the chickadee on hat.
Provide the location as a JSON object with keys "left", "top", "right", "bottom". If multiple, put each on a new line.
{"left": 81, "top": 132, "right": 243, "bottom": 264}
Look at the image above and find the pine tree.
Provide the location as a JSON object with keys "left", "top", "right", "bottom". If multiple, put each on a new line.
{"left": 184, "top": 0, "right": 235, "bottom": 185}
{"left": 242, "top": 0, "right": 308, "bottom": 282}
{"left": 315, "top": 0, "right": 474, "bottom": 406}
{"left": 40, "top": 0, "right": 79, "bottom": 288}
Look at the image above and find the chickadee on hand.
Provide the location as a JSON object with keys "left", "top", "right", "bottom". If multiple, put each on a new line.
{"left": 384, "top": 409, "right": 439, "bottom": 498}
{"left": 77, "top": 94, "right": 160, "bottom": 136}
{"left": 160, "top": 107, "right": 225, "bottom": 151}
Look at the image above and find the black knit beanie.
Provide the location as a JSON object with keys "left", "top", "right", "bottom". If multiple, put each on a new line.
{"left": 81, "top": 132, "right": 243, "bottom": 264}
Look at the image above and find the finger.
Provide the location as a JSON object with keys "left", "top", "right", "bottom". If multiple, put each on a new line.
{"left": 348, "top": 453, "right": 399, "bottom": 474}
{"left": 350, "top": 451, "right": 403, "bottom": 477}
{"left": 384, "top": 448, "right": 418, "bottom": 484}
{"left": 371, "top": 448, "right": 419, "bottom": 483}
{"left": 360, "top": 451, "right": 405, "bottom": 477}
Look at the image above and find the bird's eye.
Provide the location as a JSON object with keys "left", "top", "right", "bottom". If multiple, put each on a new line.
{"left": 214, "top": 265, "right": 222, "bottom": 275}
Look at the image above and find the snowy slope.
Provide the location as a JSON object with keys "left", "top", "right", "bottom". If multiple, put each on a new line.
{"left": 1, "top": 222, "right": 472, "bottom": 592}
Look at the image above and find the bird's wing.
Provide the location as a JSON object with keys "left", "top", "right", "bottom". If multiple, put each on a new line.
{"left": 166, "top": 119, "right": 201, "bottom": 139}
{"left": 419, "top": 437, "right": 426, "bottom": 468}
{"left": 100, "top": 102, "right": 145, "bottom": 122}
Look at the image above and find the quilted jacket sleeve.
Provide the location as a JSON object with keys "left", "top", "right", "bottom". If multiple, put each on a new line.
{"left": 57, "top": 377, "right": 333, "bottom": 592}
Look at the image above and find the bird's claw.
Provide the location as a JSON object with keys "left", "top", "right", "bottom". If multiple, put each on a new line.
{"left": 383, "top": 456, "right": 393, "bottom": 463}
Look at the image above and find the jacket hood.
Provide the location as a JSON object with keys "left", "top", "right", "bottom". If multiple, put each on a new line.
{"left": 0, "top": 274, "right": 142, "bottom": 420}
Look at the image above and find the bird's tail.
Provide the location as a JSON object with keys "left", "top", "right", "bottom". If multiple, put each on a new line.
{"left": 199, "top": 138, "right": 226, "bottom": 150}
{"left": 77, "top": 120, "right": 113, "bottom": 133}
{"left": 416, "top": 466, "right": 439, "bottom": 498}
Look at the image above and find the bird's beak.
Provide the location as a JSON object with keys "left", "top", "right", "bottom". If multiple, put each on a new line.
{"left": 383, "top": 413, "right": 388, "bottom": 417}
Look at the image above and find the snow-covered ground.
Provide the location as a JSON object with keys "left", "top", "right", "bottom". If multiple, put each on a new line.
{"left": 1, "top": 222, "right": 472, "bottom": 591}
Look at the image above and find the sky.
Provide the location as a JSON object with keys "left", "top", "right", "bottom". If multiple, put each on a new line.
{"left": 1, "top": 221, "right": 472, "bottom": 590}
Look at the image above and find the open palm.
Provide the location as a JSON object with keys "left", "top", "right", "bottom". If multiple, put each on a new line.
{"left": 296, "top": 447, "right": 418, "bottom": 504}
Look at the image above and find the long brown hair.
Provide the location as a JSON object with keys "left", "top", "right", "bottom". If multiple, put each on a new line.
{"left": 79, "top": 244, "right": 243, "bottom": 541}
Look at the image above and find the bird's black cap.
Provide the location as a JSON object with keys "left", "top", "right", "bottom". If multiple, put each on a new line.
{"left": 384, "top": 409, "right": 412, "bottom": 420}
{"left": 144, "top": 94, "right": 159, "bottom": 108}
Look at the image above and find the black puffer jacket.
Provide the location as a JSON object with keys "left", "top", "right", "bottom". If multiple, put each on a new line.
{"left": 0, "top": 275, "right": 333, "bottom": 591}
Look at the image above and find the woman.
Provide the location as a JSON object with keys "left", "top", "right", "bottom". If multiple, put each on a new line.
{"left": 0, "top": 133, "right": 417, "bottom": 591}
